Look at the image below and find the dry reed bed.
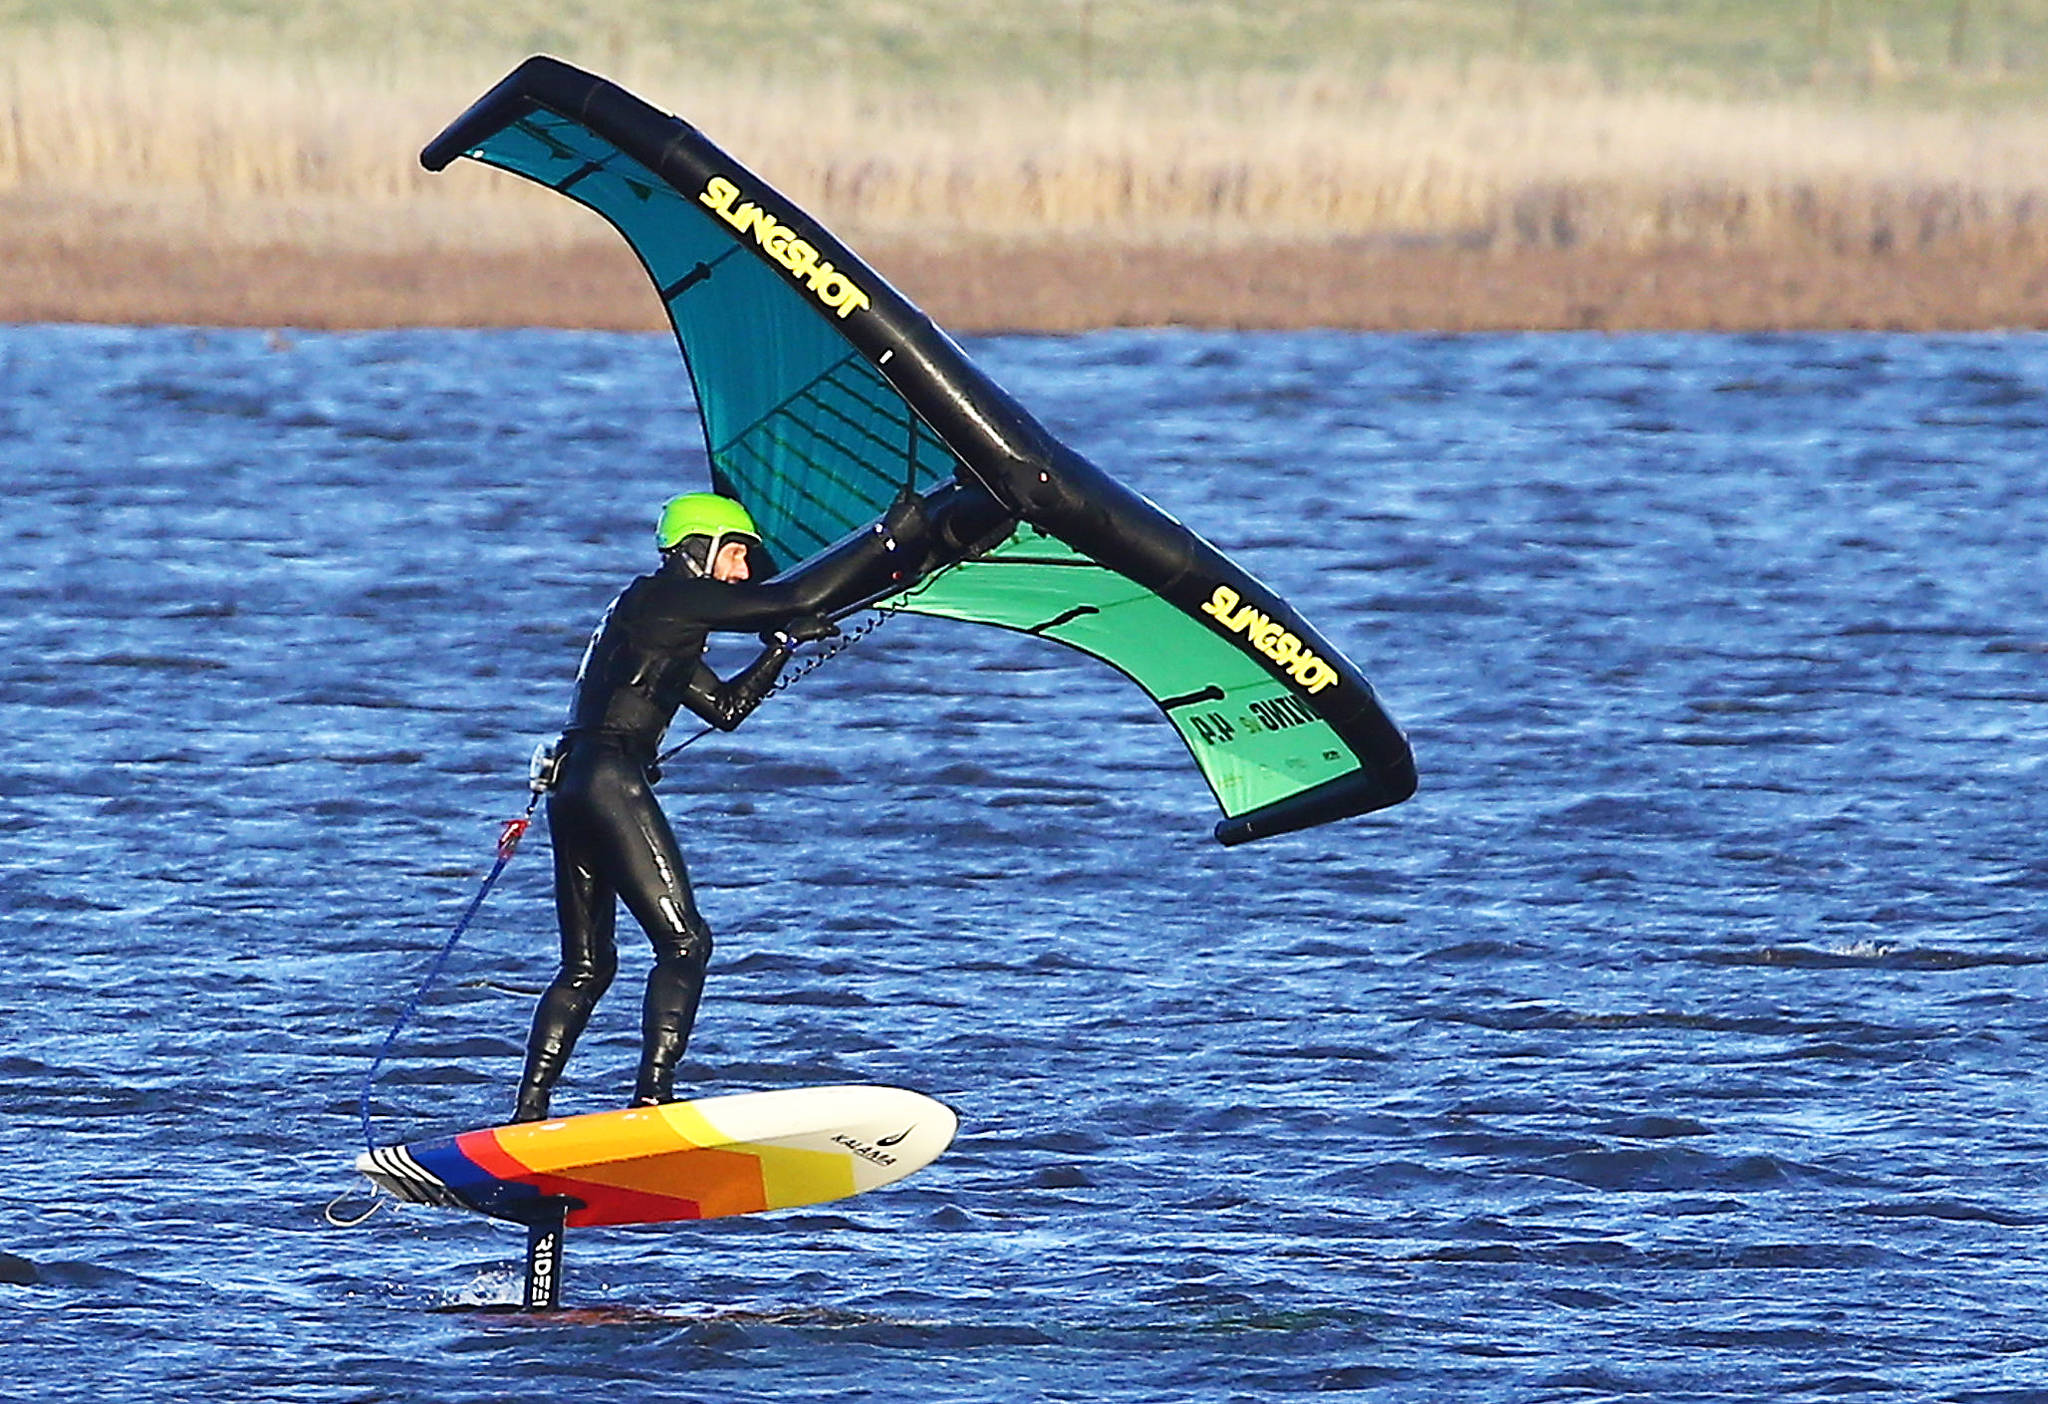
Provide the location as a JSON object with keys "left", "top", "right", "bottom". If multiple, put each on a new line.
{"left": 4, "top": 32, "right": 2047, "bottom": 259}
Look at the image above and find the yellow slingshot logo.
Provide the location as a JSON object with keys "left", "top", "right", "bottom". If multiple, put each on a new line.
{"left": 700, "top": 175, "right": 873, "bottom": 321}
{"left": 1200, "top": 585, "right": 1341, "bottom": 695}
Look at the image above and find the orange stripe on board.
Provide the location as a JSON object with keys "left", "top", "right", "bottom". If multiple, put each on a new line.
{"left": 449, "top": 1108, "right": 856, "bottom": 1226}
{"left": 556, "top": 1146, "right": 770, "bottom": 1218}
{"left": 490, "top": 1107, "right": 699, "bottom": 1175}
{"left": 456, "top": 1131, "right": 759, "bottom": 1227}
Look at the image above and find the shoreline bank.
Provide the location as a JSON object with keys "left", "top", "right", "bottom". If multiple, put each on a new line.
{"left": 6, "top": 236, "right": 2044, "bottom": 333}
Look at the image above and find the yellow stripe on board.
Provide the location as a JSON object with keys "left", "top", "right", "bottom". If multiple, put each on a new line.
{"left": 654, "top": 1101, "right": 728, "bottom": 1150}
{"left": 752, "top": 1143, "right": 859, "bottom": 1209}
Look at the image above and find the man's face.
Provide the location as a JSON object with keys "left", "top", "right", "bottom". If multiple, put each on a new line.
{"left": 710, "top": 540, "right": 752, "bottom": 583}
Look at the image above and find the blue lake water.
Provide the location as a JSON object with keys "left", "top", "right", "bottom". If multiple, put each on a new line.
{"left": 3, "top": 323, "right": 2045, "bottom": 1401}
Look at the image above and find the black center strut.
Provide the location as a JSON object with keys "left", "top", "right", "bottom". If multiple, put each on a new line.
{"left": 522, "top": 1199, "right": 574, "bottom": 1310}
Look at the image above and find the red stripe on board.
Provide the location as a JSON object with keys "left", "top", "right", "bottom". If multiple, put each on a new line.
{"left": 526, "top": 1173, "right": 705, "bottom": 1228}
{"left": 455, "top": 1128, "right": 529, "bottom": 1182}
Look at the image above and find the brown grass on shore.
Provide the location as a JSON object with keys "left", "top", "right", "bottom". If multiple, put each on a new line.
{"left": 4, "top": 32, "right": 2047, "bottom": 330}
{"left": 8, "top": 33, "right": 2048, "bottom": 250}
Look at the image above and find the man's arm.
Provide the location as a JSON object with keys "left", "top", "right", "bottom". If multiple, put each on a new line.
{"left": 676, "top": 645, "right": 790, "bottom": 732}
{"left": 645, "top": 494, "right": 933, "bottom": 643}
{"left": 641, "top": 483, "right": 1017, "bottom": 656}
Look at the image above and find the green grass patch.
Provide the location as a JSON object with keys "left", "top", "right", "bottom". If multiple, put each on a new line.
{"left": 5, "top": 0, "right": 2045, "bottom": 106}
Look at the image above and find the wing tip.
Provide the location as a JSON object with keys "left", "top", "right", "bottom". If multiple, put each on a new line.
{"left": 419, "top": 54, "right": 594, "bottom": 172}
{"left": 1213, "top": 760, "right": 1418, "bottom": 846}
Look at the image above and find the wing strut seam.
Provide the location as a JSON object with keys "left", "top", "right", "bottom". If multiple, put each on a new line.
{"left": 661, "top": 261, "right": 713, "bottom": 302}
{"left": 1028, "top": 605, "right": 1101, "bottom": 635}
{"left": 554, "top": 159, "right": 606, "bottom": 193}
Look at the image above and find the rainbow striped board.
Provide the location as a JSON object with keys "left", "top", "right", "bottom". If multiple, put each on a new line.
{"left": 357, "top": 1085, "right": 957, "bottom": 1230}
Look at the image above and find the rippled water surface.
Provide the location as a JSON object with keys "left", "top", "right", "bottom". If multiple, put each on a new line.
{"left": 4, "top": 325, "right": 2045, "bottom": 1401}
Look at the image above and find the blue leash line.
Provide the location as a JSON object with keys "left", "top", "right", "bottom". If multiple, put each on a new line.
{"left": 357, "top": 796, "right": 539, "bottom": 1152}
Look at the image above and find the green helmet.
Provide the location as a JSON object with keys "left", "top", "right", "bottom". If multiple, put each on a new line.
{"left": 655, "top": 493, "right": 759, "bottom": 553}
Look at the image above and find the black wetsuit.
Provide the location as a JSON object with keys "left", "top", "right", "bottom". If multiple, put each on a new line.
{"left": 513, "top": 500, "right": 933, "bottom": 1122}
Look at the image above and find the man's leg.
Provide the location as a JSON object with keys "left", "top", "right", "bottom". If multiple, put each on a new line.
{"left": 600, "top": 781, "right": 714, "bottom": 1107}
{"left": 632, "top": 941, "right": 710, "bottom": 1106}
{"left": 512, "top": 819, "right": 619, "bottom": 1123}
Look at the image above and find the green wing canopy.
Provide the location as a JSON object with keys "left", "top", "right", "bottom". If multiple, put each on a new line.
{"left": 890, "top": 529, "right": 1359, "bottom": 820}
{"left": 425, "top": 58, "right": 1415, "bottom": 844}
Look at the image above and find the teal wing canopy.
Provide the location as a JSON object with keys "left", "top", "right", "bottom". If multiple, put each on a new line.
{"left": 424, "top": 58, "right": 1415, "bottom": 844}
{"left": 448, "top": 108, "right": 962, "bottom": 567}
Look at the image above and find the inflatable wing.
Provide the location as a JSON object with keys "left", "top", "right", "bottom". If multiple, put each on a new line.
{"left": 423, "top": 58, "right": 1415, "bottom": 844}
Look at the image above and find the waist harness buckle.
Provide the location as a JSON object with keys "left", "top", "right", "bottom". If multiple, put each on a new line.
{"left": 528, "top": 738, "right": 565, "bottom": 794}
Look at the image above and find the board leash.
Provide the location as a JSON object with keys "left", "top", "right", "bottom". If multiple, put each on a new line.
{"left": 356, "top": 794, "right": 539, "bottom": 1154}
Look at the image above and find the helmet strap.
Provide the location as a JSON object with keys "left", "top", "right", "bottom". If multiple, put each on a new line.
{"left": 661, "top": 534, "right": 720, "bottom": 577}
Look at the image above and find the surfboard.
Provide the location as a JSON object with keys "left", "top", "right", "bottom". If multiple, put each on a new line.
{"left": 359, "top": 1084, "right": 956, "bottom": 1228}
{"left": 356, "top": 1085, "right": 957, "bottom": 1308}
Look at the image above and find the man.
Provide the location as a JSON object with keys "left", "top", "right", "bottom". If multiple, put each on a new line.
{"left": 513, "top": 490, "right": 927, "bottom": 1122}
